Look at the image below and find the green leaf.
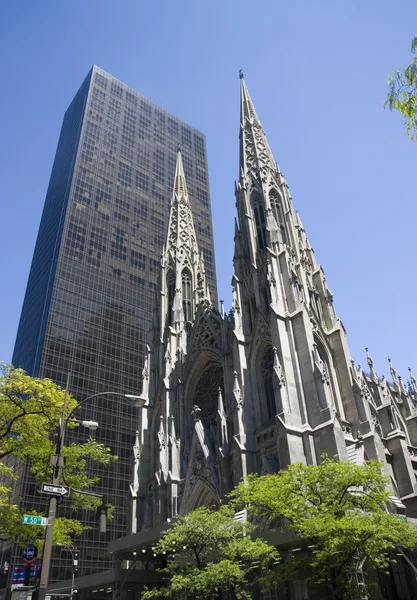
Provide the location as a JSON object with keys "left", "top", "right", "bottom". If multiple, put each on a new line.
{"left": 0, "top": 364, "right": 117, "bottom": 545}
{"left": 231, "top": 456, "right": 417, "bottom": 599}
{"left": 385, "top": 36, "right": 417, "bottom": 140}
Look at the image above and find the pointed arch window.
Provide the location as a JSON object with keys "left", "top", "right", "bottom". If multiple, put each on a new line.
{"left": 313, "top": 340, "right": 335, "bottom": 410}
{"left": 309, "top": 290, "right": 324, "bottom": 324}
{"left": 193, "top": 361, "right": 224, "bottom": 450}
{"left": 167, "top": 271, "right": 175, "bottom": 325}
{"left": 261, "top": 347, "right": 276, "bottom": 422}
{"left": 182, "top": 269, "right": 192, "bottom": 322}
{"left": 252, "top": 196, "right": 266, "bottom": 250}
{"left": 269, "top": 190, "right": 287, "bottom": 245}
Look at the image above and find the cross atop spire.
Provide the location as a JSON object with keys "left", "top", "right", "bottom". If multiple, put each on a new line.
{"left": 239, "top": 76, "right": 277, "bottom": 183}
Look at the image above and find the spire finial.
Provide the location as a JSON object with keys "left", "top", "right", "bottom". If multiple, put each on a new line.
{"left": 388, "top": 357, "right": 399, "bottom": 386}
{"left": 239, "top": 69, "right": 244, "bottom": 79}
{"left": 409, "top": 367, "right": 417, "bottom": 394}
{"left": 365, "top": 347, "right": 378, "bottom": 383}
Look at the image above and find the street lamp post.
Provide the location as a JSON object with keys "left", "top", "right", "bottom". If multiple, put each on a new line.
{"left": 70, "top": 552, "right": 77, "bottom": 600}
{"left": 36, "top": 384, "right": 145, "bottom": 600}
{"left": 56, "top": 546, "right": 78, "bottom": 600}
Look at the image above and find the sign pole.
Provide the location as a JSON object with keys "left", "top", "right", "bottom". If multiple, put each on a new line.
{"left": 37, "top": 373, "right": 70, "bottom": 600}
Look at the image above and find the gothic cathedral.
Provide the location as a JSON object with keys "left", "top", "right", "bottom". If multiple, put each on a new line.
{"left": 134, "top": 74, "right": 417, "bottom": 535}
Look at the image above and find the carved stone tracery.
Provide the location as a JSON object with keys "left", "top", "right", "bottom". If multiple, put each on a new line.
{"left": 189, "top": 307, "right": 222, "bottom": 355}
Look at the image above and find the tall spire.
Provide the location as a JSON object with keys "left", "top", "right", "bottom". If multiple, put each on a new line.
{"left": 166, "top": 150, "right": 198, "bottom": 264}
{"left": 239, "top": 73, "right": 277, "bottom": 184}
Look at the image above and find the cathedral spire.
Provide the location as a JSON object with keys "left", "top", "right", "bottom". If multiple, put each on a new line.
{"left": 166, "top": 150, "right": 198, "bottom": 261}
{"left": 173, "top": 149, "right": 189, "bottom": 200}
{"left": 364, "top": 347, "right": 379, "bottom": 384}
{"left": 161, "top": 150, "right": 210, "bottom": 331}
{"left": 239, "top": 73, "right": 277, "bottom": 184}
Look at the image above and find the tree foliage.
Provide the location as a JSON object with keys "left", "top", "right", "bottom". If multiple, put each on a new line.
{"left": 232, "top": 457, "right": 417, "bottom": 600}
{"left": 141, "top": 505, "right": 280, "bottom": 600}
{"left": 0, "top": 365, "right": 117, "bottom": 548}
{"left": 385, "top": 36, "right": 417, "bottom": 140}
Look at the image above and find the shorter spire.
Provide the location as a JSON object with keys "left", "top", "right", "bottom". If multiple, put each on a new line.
{"left": 133, "top": 430, "right": 140, "bottom": 461}
{"left": 169, "top": 415, "right": 177, "bottom": 441}
{"left": 218, "top": 386, "right": 225, "bottom": 416}
{"left": 388, "top": 357, "right": 399, "bottom": 386}
{"left": 165, "top": 150, "right": 199, "bottom": 265}
{"left": 351, "top": 359, "right": 359, "bottom": 383}
{"left": 398, "top": 375, "right": 409, "bottom": 396}
{"left": 173, "top": 150, "right": 188, "bottom": 200}
{"left": 295, "top": 211, "right": 305, "bottom": 231}
{"left": 409, "top": 367, "right": 417, "bottom": 395}
{"left": 217, "top": 386, "right": 229, "bottom": 453}
{"left": 365, "top": 347, "right": 378, "bottom": 383}
{"left": 233, "top": 372, "right": 243, "bottom": 408}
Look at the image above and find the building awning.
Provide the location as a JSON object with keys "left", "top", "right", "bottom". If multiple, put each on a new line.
{"left": 108, "top": 524, "right": 166, "bottom": 557}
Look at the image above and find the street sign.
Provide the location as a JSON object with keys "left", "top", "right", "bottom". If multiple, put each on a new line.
{"left": 12, "top": 564, "right": 40, "bottom": 585}
{"left": 22, "top": 546, "right": 38, "bottom": 564}
{"left": 22, "top": 515, "right": 48, "bottom": 526}
{"left": 41, "top": 483, "right": 70, "bottom": 497}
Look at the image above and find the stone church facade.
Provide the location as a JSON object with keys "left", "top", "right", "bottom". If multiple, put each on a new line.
{"left": 129, "top": 75, "right": 417, "bottom": 597}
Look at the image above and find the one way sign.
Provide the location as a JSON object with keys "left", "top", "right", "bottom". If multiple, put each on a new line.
{"left": 41, "top": 483, "right": 70, "bottom": 497}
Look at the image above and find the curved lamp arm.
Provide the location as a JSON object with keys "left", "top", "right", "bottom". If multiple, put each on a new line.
{"left": 60, "top": 391, "right": 145, "bottom": 448}
{"left": 64, "top": 391, "right": 143, "bottom": 426}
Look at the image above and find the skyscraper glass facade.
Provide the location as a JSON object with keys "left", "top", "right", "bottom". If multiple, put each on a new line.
{"left": 11, "top": 66, "right": 217, "bottom": 582}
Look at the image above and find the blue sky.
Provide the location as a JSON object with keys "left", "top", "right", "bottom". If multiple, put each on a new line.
{"left": 0, "top": 0, "right": 416, "bottom": 381}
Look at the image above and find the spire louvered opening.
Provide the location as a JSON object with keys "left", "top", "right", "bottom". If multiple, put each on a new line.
{"left": 313, "top": 338, "right": 335, "bottom": 411}
{"left": 269, "top": 189, "right": 287, "bottom": 245}
{"left": 167, "top": 270, "right": 175, "bottom": 325}
{"left": 182, "top": 269, "right": 192, "bottom": 322}
{"left": 252, "top": 194, "right": 266, "bottom": 250}
{"left": 261, "top": 346, "right": 276, "bottom": 422}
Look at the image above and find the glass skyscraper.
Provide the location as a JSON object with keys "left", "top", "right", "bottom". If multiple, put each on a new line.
{"left": 11, "top": 66, "right": 217, "bottom": 582}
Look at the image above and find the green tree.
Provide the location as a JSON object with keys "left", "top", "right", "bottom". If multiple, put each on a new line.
{"left": 233, "top": 457, "right": 417, "bottom": 600}
{"left": 141, "top": 505, "right": 280, "bottom": 600}
{"left": 0, "top": 364, "right": 116, "bottom": 548}
{"left": 385, "top": 36, "right": 417, "bottom": 140}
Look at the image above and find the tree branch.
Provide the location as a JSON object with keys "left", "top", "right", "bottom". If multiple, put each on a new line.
{"left": 0, "top": 408, "right": 48, "bottom": 448}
